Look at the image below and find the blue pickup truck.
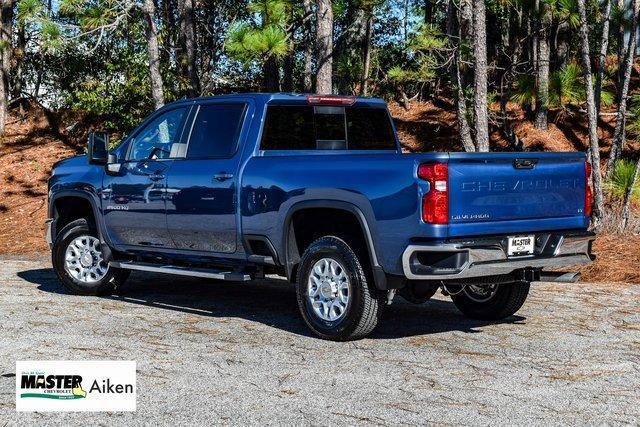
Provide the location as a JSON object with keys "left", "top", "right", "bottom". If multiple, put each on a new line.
{"left": 46, "top": 93, "right": 595, "bottom": 340}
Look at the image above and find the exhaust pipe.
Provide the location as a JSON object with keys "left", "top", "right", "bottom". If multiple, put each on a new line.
{"left": 538, "top": 271, "right": 581, "bottom": 283}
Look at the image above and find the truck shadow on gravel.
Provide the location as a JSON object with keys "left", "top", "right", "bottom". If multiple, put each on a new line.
{"left": 18, "top": 268, "right": 525, "bottom": 339}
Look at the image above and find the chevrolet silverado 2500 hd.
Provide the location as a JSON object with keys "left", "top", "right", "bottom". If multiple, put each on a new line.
{"left": 46, "top": 93, "right": 595, "bottom": 340}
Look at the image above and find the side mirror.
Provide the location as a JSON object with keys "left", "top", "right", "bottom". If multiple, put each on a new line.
{"left": 87, "top": 132, "right": 109, "bottom": 165}
{"left": 106, "top": 153, "right": 121, "bottom": 174}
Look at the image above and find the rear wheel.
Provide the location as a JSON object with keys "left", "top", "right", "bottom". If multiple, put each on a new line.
{"left": 449, "top": 280, "right": 530, "bottom": 320}
{"left": 295, "top": 236, "right": 383, "bottom": 341}
{"left": 52, "top": 218, "right": 129, "bottom": 296}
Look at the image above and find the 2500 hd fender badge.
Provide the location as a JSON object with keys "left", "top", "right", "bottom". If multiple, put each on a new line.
{"left": 105, "top": 205, "right": 129, "bottom": 210}
{"left": 16, "top": 361, "right": 136, "bottom": 411}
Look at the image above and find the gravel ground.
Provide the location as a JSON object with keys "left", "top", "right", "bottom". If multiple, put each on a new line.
{"left": 1, "top": 256, "right": 639, "bottom": 425}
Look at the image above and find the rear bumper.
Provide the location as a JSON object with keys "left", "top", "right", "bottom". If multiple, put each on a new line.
{"left": 402, "top": 231, "right": 595, "bottom": 280}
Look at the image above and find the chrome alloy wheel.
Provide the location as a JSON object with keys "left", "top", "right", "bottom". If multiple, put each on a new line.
{"left": 463, "top": 284, "right": 499, "bottom": 303}
{"left": 307, "top": 258, "right": 350, "bottom": 322}
{"left": 64, "top": 235, "right": 109, "bottom": 283}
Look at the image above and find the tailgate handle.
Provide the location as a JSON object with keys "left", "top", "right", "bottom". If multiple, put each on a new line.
{"left": 513, "top": 158, "right": 538, "bottom": 169}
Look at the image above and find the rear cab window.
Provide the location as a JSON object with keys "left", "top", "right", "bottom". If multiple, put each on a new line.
{"left": 186, "top": 103, "right": 247, "bottom": 159}
{"left": 260, "top": 104, "right": 397, "bottom": 151}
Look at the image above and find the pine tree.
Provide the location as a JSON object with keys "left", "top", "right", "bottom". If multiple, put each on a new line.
{"left": 226, "top": 0, "right": 290, "bottom": 92}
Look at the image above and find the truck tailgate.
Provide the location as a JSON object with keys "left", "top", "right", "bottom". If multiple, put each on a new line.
{"left": 446, "top": 153, "right": 588, "bottom": 237}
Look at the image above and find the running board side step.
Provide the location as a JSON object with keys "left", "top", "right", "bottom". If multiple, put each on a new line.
{"left": 110, "top": 261, "right": 251, "bottom": 281}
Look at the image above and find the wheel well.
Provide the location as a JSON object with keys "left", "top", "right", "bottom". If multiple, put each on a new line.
{"left": 287, "top": 207, "right": 373, "bottom": 280}
{"left": 52, "top": 196, "right": 95, "bottom": 238}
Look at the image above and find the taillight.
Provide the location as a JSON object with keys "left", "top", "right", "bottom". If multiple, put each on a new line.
{"left": 584, "top": 161, "right": 593, "bottom": 217}
{"left": 419, "top": 162, "right": 449, "bottom": 224}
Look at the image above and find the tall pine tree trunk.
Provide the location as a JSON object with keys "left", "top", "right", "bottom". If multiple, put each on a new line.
{"left": 303, "top": 0, "right": 313, "bottom": 92}
{"left": 554, "top": 22, "right": 571, "bottom": 69}
{"left": 161, "top": 0, "right": 174, "bottom": 80}
{"left": 424, "top": 0, "right": 434, "bottom": 23}
{"left": 34, "top": 0, "right": 52, "bottom": 99}
{"left": 500, "top": 6, "right": 524, "bottom": 150}
{"left": 143, "top": 0, "right": 165, "bottom": 110}
{"left": 595, "top": 0, "right": 612, "bottom": 116}
{"left": 535, "top": 1, "right": 550, "bottom": 130}
{"left": 316, "top": 0, "right": 333, "bottom": 94}
{"left": 12, "top": 22, "right": 25, "bottom": 100}
{"left": 282, "top": 46, "right": 294, "bottom": 92}
{"left": 577, "top": 0, "right": 605, "bottom": 230}
{"left": 179, "top": 0, "right": 199, "bottom": 97}
{"left": 282, "top": 5, "right": 295, "bottom": 93}
{"left": 460, "top": 0, "right": 473, "bottom": 55}
{"left": 0, "top": 0, "right": 13, "bottom": 133}
{"left": 617, "top": 0, "right": 626, "bottom": 93}
{"left": 360, "top": 12, "right": 373, "bottom": 96}
{"left": 607, "top": 0, "right": 639, "bottom": 178}
{"left": 263, "top": 56, "right": 280, "bottom": 92}
{"left": 473, "top": 0, "right": 489, "bottom": 151}
{"left": 447, "top": 0, "right": 475, "bottom": 152}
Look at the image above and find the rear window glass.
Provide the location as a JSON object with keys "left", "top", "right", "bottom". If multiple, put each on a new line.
{"left": 261, "top": 106, "right": 315, "bottom": 150}
{"left": 260, "top": 105, "right": 396, "bottom": 150}
{"left": 346, "top": 108, "right": 397, "bottom": 150}
{"left": 187, "top": 103, "right": 246, "bottom": 158}
{"left": 315, "top": 106, "right": 346, "bottom": 150}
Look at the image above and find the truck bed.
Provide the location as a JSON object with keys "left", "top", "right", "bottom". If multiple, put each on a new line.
{"left": 240, "top": 151, "right": 589, "bottom": 276}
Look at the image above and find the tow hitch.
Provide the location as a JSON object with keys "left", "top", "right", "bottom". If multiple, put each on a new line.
{"left": 516, "top": 268, "right": 581, "bottom": 283}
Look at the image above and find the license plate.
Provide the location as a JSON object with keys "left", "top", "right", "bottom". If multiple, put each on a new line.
{"left": 507, "top": 235, "right": 534, "bottom": 256}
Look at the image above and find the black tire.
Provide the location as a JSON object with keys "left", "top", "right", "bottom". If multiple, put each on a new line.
{"left": 295, "top": 236, "right": 383, "bottom": 341}
{"left": 450, "top": 281, "right": 530, "bottom": 320}
{"left": 52, "top": 218, "right": 129, "bottom": 296}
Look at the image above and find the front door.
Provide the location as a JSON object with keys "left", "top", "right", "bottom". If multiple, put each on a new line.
{"left": 165, "top": 102, "right": 249, "bottom": 253}
{"left": 102, "top": 106, "right": 190, "bottom": 248}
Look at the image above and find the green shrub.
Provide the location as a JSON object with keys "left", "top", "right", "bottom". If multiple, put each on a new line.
{"left": 605, "top": 159, "right": 640, "bottom": 202}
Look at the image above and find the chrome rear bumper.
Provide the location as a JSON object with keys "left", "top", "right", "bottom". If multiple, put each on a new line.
{"left": 402, "top": 231, "right": 595, "bottom": 280}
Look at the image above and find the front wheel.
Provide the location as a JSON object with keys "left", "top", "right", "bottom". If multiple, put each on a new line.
{"left": 295, "top": 236, "right": 383, "bottom": 341}
{"left": 52, "top": 218, "right": 129, "bottom": 296}
{"left": 450, "top": 281, "right": 530, "bottom": 320}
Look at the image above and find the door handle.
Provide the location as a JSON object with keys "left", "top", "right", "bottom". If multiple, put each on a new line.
{"left": 213, "top": 173, "right": 234, "bottom": 182}
{"left": 149, "top": 173, "right": 165, "bottom": 181}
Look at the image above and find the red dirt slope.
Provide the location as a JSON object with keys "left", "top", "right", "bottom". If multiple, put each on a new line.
{"left": 0, "top": 102, "right": 82, "bottom": 253}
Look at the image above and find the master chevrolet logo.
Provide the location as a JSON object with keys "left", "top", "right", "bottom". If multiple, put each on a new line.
{"left": 20, "top": 374, "right": 87, "bottom": 400}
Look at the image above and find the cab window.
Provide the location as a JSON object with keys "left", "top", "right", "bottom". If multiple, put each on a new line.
{"left": 127, "top": 107, "right": 188, "bottom": 161}
{"left": 186, "top": 104, "right": 247, "bottom": 158}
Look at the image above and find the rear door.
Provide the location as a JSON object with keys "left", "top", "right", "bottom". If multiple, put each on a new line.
{"left": 165, "top": 101, "right": 250, "bottom": 253}
{"left": 446, "top": 153, "right": 588, "bottom": 237}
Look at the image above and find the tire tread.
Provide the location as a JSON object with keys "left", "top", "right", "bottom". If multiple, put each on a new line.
{"left": 296, "top": 236, "right": 382, "bottom": 340}
{"left": 52, "top": 218, "right": 128, "bottom": 296}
